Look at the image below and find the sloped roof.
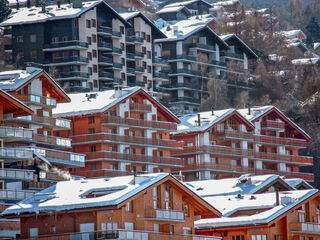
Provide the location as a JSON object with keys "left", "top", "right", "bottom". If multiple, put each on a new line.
{"left": 161, "top": 0, "right": 212, "bottom": 9}
{"left": 285, "top": 178, "right": 313, "bottom": 190}
{"left": 176, "top": 109, "right": 254, "bottom": 134}
{"left": 1, "top": 0, "right": 130, "bottom": 27}
{"left": 195, "top": 189, "right": 318, "bottom": 228}
{"left": 185, "top": 175, "right": 293, "bottom": 197}
{"left": 0, "top": 89, "right": 33, "bottom": 116}
{"left": 156, "top": 5, "right": 191, "bottom": 14}
{"left": 292, "top": 57, "right": 320, "bottom": 65}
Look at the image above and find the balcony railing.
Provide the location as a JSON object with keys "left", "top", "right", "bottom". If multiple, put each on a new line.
{"left": 214, "top": 130, "right": 254, "bottom": 140}
{"left": 169, "top": 69, "right": 209, "bottom": 78}
{"left": 112, "top": 47, "right": 122, "bottom": 54}
{"left": 33, "top": 134, "right": 72, "bottom": 148}
{"left": 0, "top": 189, "right": 36, "bottom": 201}
{"left": 98, "top": 56, "right": 113, "bottom": 64}
{"left": 0, "top": 168, "right": 34, "bottom": 181}
{"left": 144, "top": 209, "right": 185, "bottom": 221}
{"left": 291, "top": 222, "right": 320, "bottom": 234}
{"left": 261, "top": 120, "right": 285, "bottom": 129}
{"left": 161, "top": 82, "right": 208, "bottom": 91}
{"left": 126, "top": 35, "right": 144, "bottom": 43}
{"left": 44, "top": 56, "right": 89, "bottom": 65}
{"left": 23, "top": 181, "right": 53, "bottom": 190}
{"left": 98, "top": 42, "right": 113, "bottom": 49}
{"left": 97, "top": 26, "right": 112, "bottom": 35}
{"left": 11, "top": 115, "right": 70, "bottom": 129}
{"left": 221, "top": 52, "right": 244, "bottom": 59}
{"left": 0, "top": 148, "right": 33, "bottom": 160}
{"left": 153, "top": 72, "right": 169, "bottom": 80}
{"left": 127, "top": 67, "right": 135, "bottom": 74}
{"left": 101, "top": 116, "right": 177, "bottom": 131}
{"left": 170, "top": 97, "right": 201, "bottom": 104}
{"left": 130, "top": 102, "right": 152, "bottom": 112}
{"left": 71, "top": 133, "right": 183, "bottom": 149}
{"left": 43, "top": 40, "right": 88, "bottom": 50}
{"left": 55, "top": 71, "right": 89, "bottom": 79}
{"left": 71, "top": 169, "right": 129, "bottom": 178}
{"left": 26, "top": 229, "right": 221, "bottom": 240}
{"left": 135, "top": 66, "right": 145, "bottom": 72}
{"left": 99, "top": 71, "right": 113, "bottom": 79}
{"left": 127, "top": 53, "right": 135, "bottom": 60}
{"left": 153, "top": 58, "right": 167, "bottom": 65}
{"left": 85, "top": 151, "right": 183, "bottom": 166}
{"left": 113, "top": 62, "right": 123, "bottom": 69}
{"left": 135, "top": 51, "right": 144, "bottom": 58}
{"left": 112, "top": 30, "right": 122, "bottom": 37}
{"left": 0, "top": 126, "right": 33, "bottom": 139}
{"left": 17, "top": 94, "right": 57, "bottom": 107}
{"left": 190, "top": 43, "right": 216, "bottom": 51}
{"left": 254, "top": 152, "right": 313, "bottom": 164}
{"left": 254, "top": 135, "right": 307, "bottom": 147}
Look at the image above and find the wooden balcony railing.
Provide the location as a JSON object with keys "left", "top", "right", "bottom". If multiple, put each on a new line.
{"left": 71, "top": 133, "right": 183, "bottom": 149}
{"left": 0, "top": 147, "right": 33, "bottom": 160}
{"left": 17, "top": 94, "right": 57, "bottom": 107}
{"left": 0, "top": 168, "right": 34, "bottom": 181}
{"left": 33, "top": 134, "right": 72, "bottom": 148}
{"left": 129, "top": 102, "right": 152, "bottom": 112}
{"left": 144, "top": 209, "right": 185, "bottom": 221}
{"left": 214, "top": 130, "right": 254, "bottom": 140}
{"left": 261, "top": 120, "right": 285, "bottom": 129}
{"left": 33, "top": 147, "right": 85, "bottom": 165}
{"left": 101, "top": 116, "right": 177, "bottom": 131}
{"left": 254, "top": 135, "right": 307, "bottom": 147}
{"left": 11, "top": 115, "right": 71, "bottom": 129}
{"left": 0, "top": 189, "right": 36, "bottom": 201}
{"left": 27, "top": 229, "right": 221, "bottom": 240}
{"left": 71, "top": 169, "right": 129, "bottom": 178}
{"left": 0, "top": 126, "right": 33, "bottom": 139}
{"left": 23, "top": 181, "right": 53, "bottom": 189}
{"left": 254, "top": 152, "right": 313, "bottom": 164}
{"left": 290, "top": 222, "right": 320, "bottom": 234}
{"left": 84, "top": 151, "right": 183, "bottom": 166}
{"left": 173, "top": 145, "right": 254, "bottom": 157}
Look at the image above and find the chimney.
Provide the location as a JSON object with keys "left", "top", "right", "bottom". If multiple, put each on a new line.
{"left": 275, "top": 189, "right": 280, "bottom": 206}
{"left": 173, "top": 26, "right": 179, "bottom": 36}
{"left": 27, "top": 0, "right": 31, "bottom": 8}
{"left": 197, "top": 113, "right": 201, "bottom": 126}
{"left": 16, "top": 0, "right": 19, "bottom": 10}
{"left": 57, "top": 1, "right": 61, "bottom": 8}
{"left": 114, "top": 85, "right": 123, "bottom": 98}
{"left": 41, "top": 2, "right": 46, "bottom": 13}
{"left": 248, "top": 104, "right": 251, "bottom": 115}
{"left": 211, "top": 106, "right": 214, "bottom": 116}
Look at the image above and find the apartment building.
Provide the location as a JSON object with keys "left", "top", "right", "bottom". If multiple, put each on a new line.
{"left": 171, "top": 106, "right": 313, "bottom": 181}
{"left": 1, "top": 173, "right": 222, "bottom": 239}
{"left": 195, "top": 189, "right": 320, "bottom": 240}
{"left": 53, "top": 87, "right": 183, "bottom": 178}
{"left": 1, "top": 0, "right": 168, "bottom": 94}
{"left": 119, "top": 12, "right": 168, "bottom": 96}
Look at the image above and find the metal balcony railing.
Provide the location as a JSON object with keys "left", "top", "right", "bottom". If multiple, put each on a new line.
{"left": 0, "top": 126, "right": 33, "bottom": 139}
{"left": 33, "top": 147, "right": 85, "bottom": 165}
{"left": 0, "top": 168, "right": 34, "bottom": 181}
{"left": 45, "top": 56, "right": 89, "bottom": 64}
{"left": 153, "top": 72, "right": 169, "bottom": 80}
{"left": 97, "top": 26, "right": 112, "bottom": 35}
{"left": 101, "top": 116, "right": 177, "bottom": 131}
{"left": 55, "top": 71, "right": 89, "bottom": 79}
{"left": 43, "top": 40, "right": 88, "bottom": 50}
{"left": 10, "top": 115, "right": 71, "bottom": 129}
{"left": 0, "top": 189, "right": 36, "bottom": 201}
{"left": 0, "top": 147, "right": 33, "bottom": 160}
{"left": 98, "top": 56, "right": 113, "bottom": 64}
{"left": 291, "top": 222, "right": 320, "bottom": 234}
{"left": 71, "top": 169, "right": 129, "bottom": 178}
{"left": 214, "top": 130, "right": 254, "bottom": 140}
{"left": 153, "top": 58, "right": 167, "bottom": 65}
{"left": 190, "top": 43, "right": 216, "bottom": 51}
{"left": 33, "top": 134, "right": 72, "bottom": 148}
{"left": 144, "top": 209, "right": 185, "bottom": 221}
{"left": 98, "top": 42, "right": 113, "bottom": 49}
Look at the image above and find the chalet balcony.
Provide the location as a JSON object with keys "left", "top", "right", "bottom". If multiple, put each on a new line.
{"left": 98, "top": 56, "right": 113, "bottom": 66}
{"left": 153, "top": 72, "right": 169, "bottom": 81}
{"left": 17, "top": 94, "right": 57, "bottom": 107}
{"left": 0, "top": 126, "right": 33, "bottom": 141}
{"left": 142, "top": 209, "right": 185, "bottom": 222}
{"left": 221, "top": 52, "right": 244, "bottom": 60}
{"left": 173, "top": 145, "right": 254, "bottom": 158}
{"left": 55, "top": 71, "right": 89, "bottom": 81}
{"left": 0, "top": 148, "right": 33, "bottom": 161}
{"left": 43, "top": 41, "right": 88, "bottom": 51}
{"left": 5, "top": 115, "right": 71, "bottom": 130}
{"left": 33, "top": 134, "right": 72, "bottom": 149}
{"left": 253, "top": 135, "right": 307, "bottom": 148}
{"left": 101, "top": 116, "right": 177, "bottom": 131}
{"left": 213, "top": 130, "right": 254, "bottom": 140}
{"left": 97, "top": 26, "right": 112, "bottom": 36}
{"left": 291, "top": 222, "right": 320, "bottom": 235}
{"left": 33, "top": 147, "right": 85, "bottom": 168}
{"left": 85, "top": 151, "right": 183, "bottom": 167}
{"left": 27, "top": 229, "right": 221, "bottom": 240}
{"left": 190, "top": 43, "right": 216, "bottom": 52}
{"left": 71, "top": 133, "right": 183, "bottom": 149}
{"left": 98, "top": 42, "right": 113, "bottom": 51}
{"left": 129, "top": 102, "right": 152, "bottom": 112}
{"left": 261, "top": 120, "right": 285, "bottom": 129}
{"left": 44, "top": 56, "right": 89, "bottom": 66}
{"left": 0, "top": 168, "right": 34, "bottom": 181}
{"left": 71, "top": 169, "right": 129, "bottom": 178}
{"left": 0, "top": 189, "right": 36, "bottom": 201}
{"left": 253, "top": 152, "right": 313, "bottom": 165}
{"left": 126, "top": 35, "right": 144, "bottom": 44}
{"left": 23, "top": 181, "right": 53, "bottom": 190}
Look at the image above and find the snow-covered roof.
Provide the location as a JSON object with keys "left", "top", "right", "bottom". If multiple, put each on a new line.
{"left": 237, "top": 105, "right": 311, "bottom": 140}
{"left": 161, "top": 0, "right": 211, "bottom": 9}
{"left": 220, "top": 34, "right": 258, "bottom": 58}
{"left": 155, "top": 15, "right": 227, "bottom": 47}
{"left": 313, "top": 42, "right": 320, "bottom": 50}
{"left": 176, "top": 108, "right": 253, "bottom": 134}
{"left": 195, "top": 189, "right": 318, "bottom": 228}
{"left": 53, "top": 87, "right": 141, "bottom": 117}
{"left": 279, "top": 30, "right": 307, "bottom": 40}
{"left": 156, "top": 5, "right": 190, "bottom": 14}
{"left": 185, "top": 175, "right": 292, "bottom": 197}
{"left": 285, "top": 178, "right": 313, "bottom": 189}
{"left": 1, "top": 173, "right": 170, "bottom": 216}
{"left": 291, "top": 57, "right": 320, "bottom": 65}
{"left": 212, "top": 0, "right": 239, "bottom": 7}
{"left": 1, "top": 0, "right": 129, "bottom": 27}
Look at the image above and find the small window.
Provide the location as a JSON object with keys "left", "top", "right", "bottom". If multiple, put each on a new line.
{"left": 126, "top": 201, "right": 133, "bottom": 212}
{"left": 93, "top": 80, "right": 98, "bottom": 88}
{"left": 93, "top": 50, "right": 97, "bottom": 58}
{"left": 30, "top": 228, "right": 38, "bottom": 237}
{"left": 62, "top": 36, "right": 68, "bottom": 41}
{"left": 87, "top": 52, "right": 92, "bottom": 60}
{"left": 92, "top": 34, "right": 97, "bottom": 43}
{"left": 146, "top": 34, "right": 151, "bottom": 42}
{"left": 147, "top": 51, "right": 151, "bottom": 59}
{"left": 184, "top": 203, "right": 189, "bottom": 216}
{"left": 91, "top": 19, "right": 96, "bottom": 28}
{"left": 143, "top": 61, "right": 147, "bottom": 69}
{"left": 147, "top": 66, "right": 152, "bottom": 73}
{"left": 120, "top": 43, "right": 125, "bottom": 50}
{"left": 93, "top": 64, "right": 97, "bottom": 73}
{"left": 86, "top": 19, "right": 91, "bottom": 28}
{"left": 142, "top": 47, "right": 146, "bottom": 54}
{"left": 89, "top": 128, "right": 95, "bottom": 134}
{"left": 87, "top": 36, "right": 92, "bottom": 45}
{"left": 90, "top": 164, "right": 96, "bottom": 170}
{"left": 16, "top": 35, "right": 23, "bottom": 43}
{"left": 141, "top": 32, "right": 146, "bottom": 39}
{"left": 88, "top": 116, "right": 95, "bottom": 124}
{"left": 30, "top": 34, "right": 36, "bottom": 43}
{"left": 18, "top": 51, "right": 24, "bottom": 57}
{"left": 30, "top": 50, "right": 37, "bottom": 58}
{"left": 120, "top": 26, "right": 124, "bottom": 34}
{"left": 73, "top": 19, "right": 78, "bottom": 27}
{"left": 89, "top": 145, "right": 96, "bottom": 152}
{"left": 88, "top": 67, "right": 92, "bottom": 75}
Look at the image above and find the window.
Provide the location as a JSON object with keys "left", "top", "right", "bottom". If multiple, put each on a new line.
{"left": 87, "top": 52, "right": 92, "bottom": 60}
{"left": 143, "top": 61, "right": 147, "bottom": 69}
{"left": 87, "top": 36, "right": 92, "bottom": 45}
{"left": 16, "top": 35, "right": 23, "bottom": 43}
{"left": 30, "top": 228, "right": 38, "bottom": 237}
{"left": 63, "top": 51, "right": 69, "bottom": 57}
{"left": 30, "top": 34, "right": 36, "bottom": 43}
{"left": 73, "top": 18, "right": 78, "bottom": 27}
{"left": 251, "top": 235, "right": 267, "bottom": 240}
{"left": 86, "top": 19, "right": 91, "bottom": 28}
{"left": 93, "top": 80, "right": 98, "bottom": 88}
{"left": 18, "top": 51, "right": 24, "bottom": 57}
{"left": 88, "top": 116, "right": 95, "bottom": 124}
{"left": 89, "top": 128, "right": 95, "bottom": 134}
{"left": 93, "top": 64, "right": 97, "bottom": 73}
{"left": 184, "top": 203, "right": 189, "bottom": 217}
{"left": 141, "top": 32, "right": 146, "bottom": 39}
{"left": 147, "top": 51, "right": 151, "bottom": 59}
{"left": 52, "top": 226, "right": 56, "bottom": 233}
{"left": 165, "top": 184, "right": 172, "bottom": 209}
{"left": 146, "top": 34, "right": 151, "bottom": 42}
{"left": 121, "top": 58, "right": 125, "bottom": 64}
{"left": 231, "top": 236, "right": 245, "bottom": 240}
{"left": 147, "top": 66, "right": 151, "bottom": 73}
{"left": 142, "top": 46, "right": 146, "bottom": 54}
{"left": 153, "top": 224, "right": 159, "bottom": 233}
{"left": 30, "top": 50, "right": 37, "bottom": 58}
{"left": 90, "top": 164, "right": 96, "bottom": 170}
{"left": 169, "top": 225, "right": 174, "bottom": 234}
{"left": 91, "top": 19, "right": 96, "bottom": 28}
{"left": 120, "top": 43, "right": 125, "bottom": 50}
{"left": 120, "top": 26, "right": 124, "bottom": 34}
{"left": 92, "top": 50, "right": 97, "bottom": 58}
{"left": 187, "top": 157, "right": 194, "bottom": 164}
{"left": 126, "top": 201, "right": 133, "bottom": 212}
{"left": 62, "top": 36, "right": 68, "bottom": 41}
{"left": 92, "top": 34, "right": 96, "bottom": 43}
{"left": 153, "top": 186, "right": 160, "bottom": 209}
{"left": 88, "top": 67, "right": 92, "bottom": 75}
{"left": 89, "top": 145, "right": 96, "bottom": 152}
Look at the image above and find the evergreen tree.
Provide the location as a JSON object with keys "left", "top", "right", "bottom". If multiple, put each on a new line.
{"left": 305, "top": 17, "right": 320, "bottom": 45}
{"left": 0, "top": 0, "right": 11, "bottom": 23}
